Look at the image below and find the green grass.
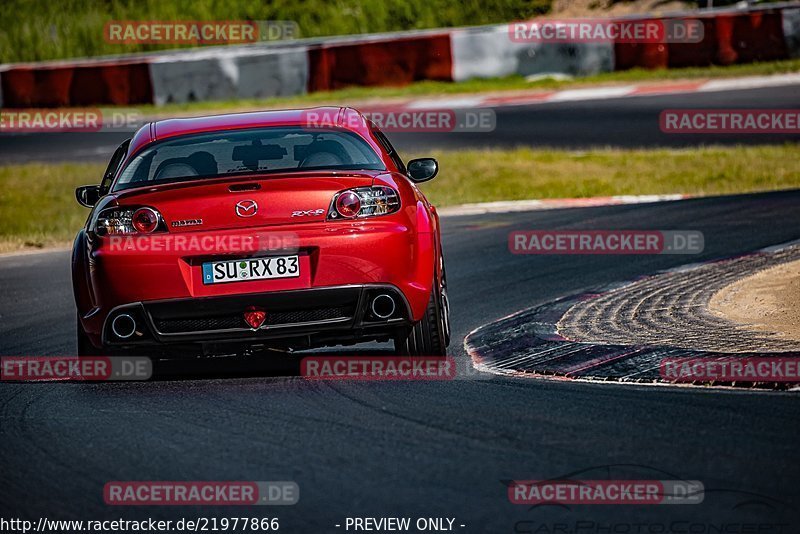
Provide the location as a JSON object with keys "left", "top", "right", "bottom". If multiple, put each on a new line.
{"left": 2, "top": 145, "right": 798, "bottom": 253}
{"left": 0, "top": 0, "right": 551, "bottom": 63}
{"left": 417, "top": 145, "right": 800, "bottom": 206}
{"left": 135, "top": 59, "right": 800, "bottom": 116}
{"left": 0, "top": 164, "right": 98, "bottom": 252}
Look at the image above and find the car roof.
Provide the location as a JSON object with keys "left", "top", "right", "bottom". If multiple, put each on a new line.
{"left": 127, "top": 107, "right": 372, "bottom": 157}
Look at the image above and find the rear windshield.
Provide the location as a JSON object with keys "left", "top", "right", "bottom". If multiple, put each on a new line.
{"left": 113, "top": 127, "right": 385, "bottom": 192}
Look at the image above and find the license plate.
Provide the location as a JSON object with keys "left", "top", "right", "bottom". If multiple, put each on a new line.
{"left": 202, "top": 255, "right": 300, "bottom": 285}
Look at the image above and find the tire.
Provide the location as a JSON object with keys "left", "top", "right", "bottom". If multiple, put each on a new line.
{"left": 76, "top": 314, "right": 102, "bottom": 357}
{"left": 439, "top": 263, "right": 451, "bottom": 348}
{"left": 395, "top": 267, "right": 450, "bottom": 356}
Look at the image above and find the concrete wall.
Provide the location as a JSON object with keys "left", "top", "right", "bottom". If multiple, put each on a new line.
{"left": 148, "top": 47, "right": 308, "bottom": 105}
{"left": 451, "top": 24, "right": 614, "bottom": 81}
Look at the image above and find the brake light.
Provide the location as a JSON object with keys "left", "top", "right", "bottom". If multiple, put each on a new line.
{"left": 132, "top": 208, "right": 159, "bottom": 234}
{"left": 95, "top": 206, "right": 164, "bottom": 235}
{"left": 335, "top": 191, "right": 362, "bottom": 218}
{"left": 328, "top": 187, "right": 400, "bottom": 220}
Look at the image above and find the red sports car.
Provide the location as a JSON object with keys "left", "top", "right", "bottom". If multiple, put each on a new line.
{"left": 72, "top": 107, "right": 450, "bottom": 357}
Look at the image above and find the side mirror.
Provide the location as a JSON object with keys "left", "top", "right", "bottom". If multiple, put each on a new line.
{"left": 407, "top": 158, "right": 439, "bottom": 183}
{"left": 76, "top": 185, "right": 101, "bottom": 208}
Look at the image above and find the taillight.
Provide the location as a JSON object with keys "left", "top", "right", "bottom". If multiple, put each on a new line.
{"left": 335, "top": 191, "right": 361, "bottom": 218}
{"left": 131, "top": 208, "right": 159, "bottom": 234}
{"left": 95, "top": 206, "right": 165, "bottom": 235}
{"left": 328, "top": 187, "right": 400, "bottom": 220}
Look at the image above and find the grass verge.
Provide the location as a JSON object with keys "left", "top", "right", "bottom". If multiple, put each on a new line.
{"left": 1, "top": 145, "right": 798, "bottom": 253}
{"left": 422, "top": 145, "right": 800, "bottom": 206}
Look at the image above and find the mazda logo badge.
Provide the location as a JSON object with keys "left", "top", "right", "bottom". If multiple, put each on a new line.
{"left": 235, "top": 200, "right": 258, "bottom": 218}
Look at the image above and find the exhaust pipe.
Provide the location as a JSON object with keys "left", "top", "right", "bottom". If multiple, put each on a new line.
{"left": 111, "top": 314, "right": 136, "bottom": 339}
{"left": 371, "top": 294, "right": 396, "bottom": 319}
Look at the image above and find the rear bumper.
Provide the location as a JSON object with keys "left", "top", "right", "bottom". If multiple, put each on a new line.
{"left": 100, "top": 284, "right": 412, "bottom": 350}
{"left": 75, "top": 217, "right": 436, "bottom": 348}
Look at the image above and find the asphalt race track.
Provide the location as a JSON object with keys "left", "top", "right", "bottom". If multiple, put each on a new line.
{"left": 2, "top": 190, "right": 800, "bottom": 529}
{"left": 1, "top": 85, "right": 799, "bottom": 165}
{"left": 1, "top": 83, "right": 800, "bottom": 529}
